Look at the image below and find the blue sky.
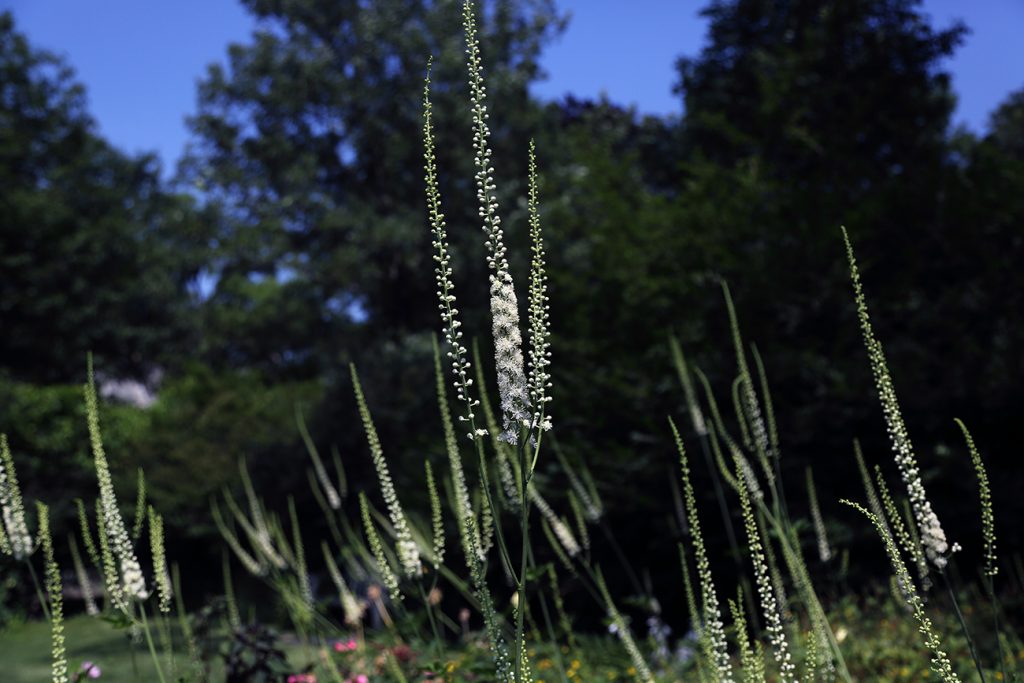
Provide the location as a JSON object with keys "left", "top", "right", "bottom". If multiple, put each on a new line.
{"left": 4, "top": 0, "right": 1023, "bottom": 175}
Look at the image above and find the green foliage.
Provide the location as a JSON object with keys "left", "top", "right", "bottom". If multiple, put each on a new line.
{"left": 124, "top": 366, "right": 321, "bottom": 542}
{"left": 0, "top": 378, "right": 146, "bottom": 539}
{"left": 180, "top": 0, "right": 565, "bottom": 378}
{"left": 0, "top": 13, "right": 211, "bottom": 384}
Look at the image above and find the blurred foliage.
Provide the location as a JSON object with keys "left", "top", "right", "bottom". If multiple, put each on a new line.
{"left": 827, "top": 587, "right": 1024, "bottom": 681}
{"left": 0, "top": 376, "right": 147, "bottom": 535}
{"left": 124, "top": 365, "right": 322, "bottom": 541}
{"left": 1, "top": 0, "right": 1023, "bottom": 629}
{"left": 0, "top": 13, "right": 215, "bottom": 384}
{"left": 178, "top": 0, "right": 567, "bottom": 378}
{"left": 0, "top": 367, "right": 320, "bottom": 594}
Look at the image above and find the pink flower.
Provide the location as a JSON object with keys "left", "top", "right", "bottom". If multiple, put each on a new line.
{"left": 333, "top": 638, "right": 359, "bottom": 653}
{"left": 80, "top": 661, "right": 101, "bottom": 679}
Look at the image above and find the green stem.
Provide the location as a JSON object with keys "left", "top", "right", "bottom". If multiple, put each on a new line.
{"left": 942, "top": 567, "right": 986, "bottom": 683}
{"left": 156, "top": 611, "right": 174, "bottom": 676}
{"left": 139, "top": 603, "right": 169, "bottom": 683}
{"left": 773, "top": 450, "right": 792, "bottom": 536}
{"left": 514, "top": 431, "right": 533, "bottom": 683}
{"left": 986, "top": 574, "right": 1009, "bottom": 683}
{"left": 24, "top": 559, "right": 51, "bottom": 622}
{"left": 419, "top": 578, "right": 444, "bottom": 662}
{"left": 532, "top": 560, "right": 570, "bottom": 682}
{"left": 696, "top": 430, "right": 744, "bottom": 571}
{"left": 129, "top": 634, "right": 139, "bottom": 681}
{"left": 476, "top": 436, "right": 517, "bottom": 584}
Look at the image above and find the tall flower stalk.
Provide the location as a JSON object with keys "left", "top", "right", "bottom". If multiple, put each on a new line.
{"left": 722, "top": 283, "right": 774, "bottom": 491}
{"left": 462, "top": 0, "right": 530, "bottom": 445}
{"left": 842, "top": 501, "right": 961, "bottom": 682}
{"left": 526, "top": 139, "right": 552, "bottom": 436}
{"left": 0, "top": 434, "right": 33, "bottom": 559}
{"left": 852, "top": 441, "right": 891, "bottom": 547}
{"left": 360, "top": 492, "right": 401, "bottom": 603}
{"left": 956, "top": 419, "right": 1008, "bottom": 681}
{"left": 1, "top": 434, "right": 48, "bottom": 622}
{"left": 148, "top": 507, "right": 172, "bottom": 614}
{"left": 422, "top": 59, "right": 483, "bottom": 441}
{"left": 36, "top": 502, "right": 67, "bottom": 683}
{"left": 954, "top": 420, "right": 997, "bottom": 579}
{"left": 351, "top": 364, "right": 422, "bottom": 580}
{"left": 424, "top": 58, "right": 514, "bottom": 671}
{"left": 874, "top": 468, "right": 930, "bottom": 592}
{"left": 669, "top": 417, "right": 734, "bottom": 681}
{"left": 842, "top": 228, "right": 950, "bottom": 569}
{"left": 805, "top": 467, "right": 832, "bottom": 563}
{"left": 69, "top": 534, "right": 99, "bottom": 616}
{"left": 422, "top": 4, "right": 556, "bottom": 680}
{"left": 85, "top": 356, "right": 148, "bottom": 609}
{"left": 322, "top": 541, "right": 363, "bottom": 626}
{"left": 735, "top": 453, "right": 797, "bottom": 683}
{"left": 296, "top": 407, "right": 342, "bottom": 510}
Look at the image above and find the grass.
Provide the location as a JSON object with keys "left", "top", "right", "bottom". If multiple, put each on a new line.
{"left": 0, "top": 615, "right": 182, "bottom": 682}
{"left": 0, "top": 615, "right": 337, "bottom": 681}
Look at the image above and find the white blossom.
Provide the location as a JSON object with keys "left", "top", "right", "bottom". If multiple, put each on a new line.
{"left": 529, "top": 488, "right": 580, "bottom": 557}
{"left": 0, "top": 435, "right": 33, "bottom": 560}
{"left": 85, "top": 366, "right": 148, "bottom": 605}
{"left": 464, "top": 4, "right": 532, "bottom": 444}
{"left": 351, "top": 365, "right": 422, "bottom": 579}
{"left": 844, "top": 229, "right": 951, "bottom": 569}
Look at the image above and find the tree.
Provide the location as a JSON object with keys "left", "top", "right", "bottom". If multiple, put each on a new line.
{"left": 180, "top": 0, "right": 566, "bottom": 378}
{"left": 0, "top": 12, "right": 210, "bottom": 384}
{"left": 665, "top": 0, "right": 974, "bottom": 413}
{"left": 988, "top": 87, "right": 1024, "bottom": 160}
{"left": 676, "top": 0, "right": 965, "bottom": 218}
{"left": 670, "top": 0, "right": 970, "bottom": 352}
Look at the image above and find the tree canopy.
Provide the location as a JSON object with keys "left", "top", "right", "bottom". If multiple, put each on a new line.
{"left": 179, "top": 0, "right": 566, "bottom": 377}
{"left": 0, "top": 13, "right": 211, "bottom": 384}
